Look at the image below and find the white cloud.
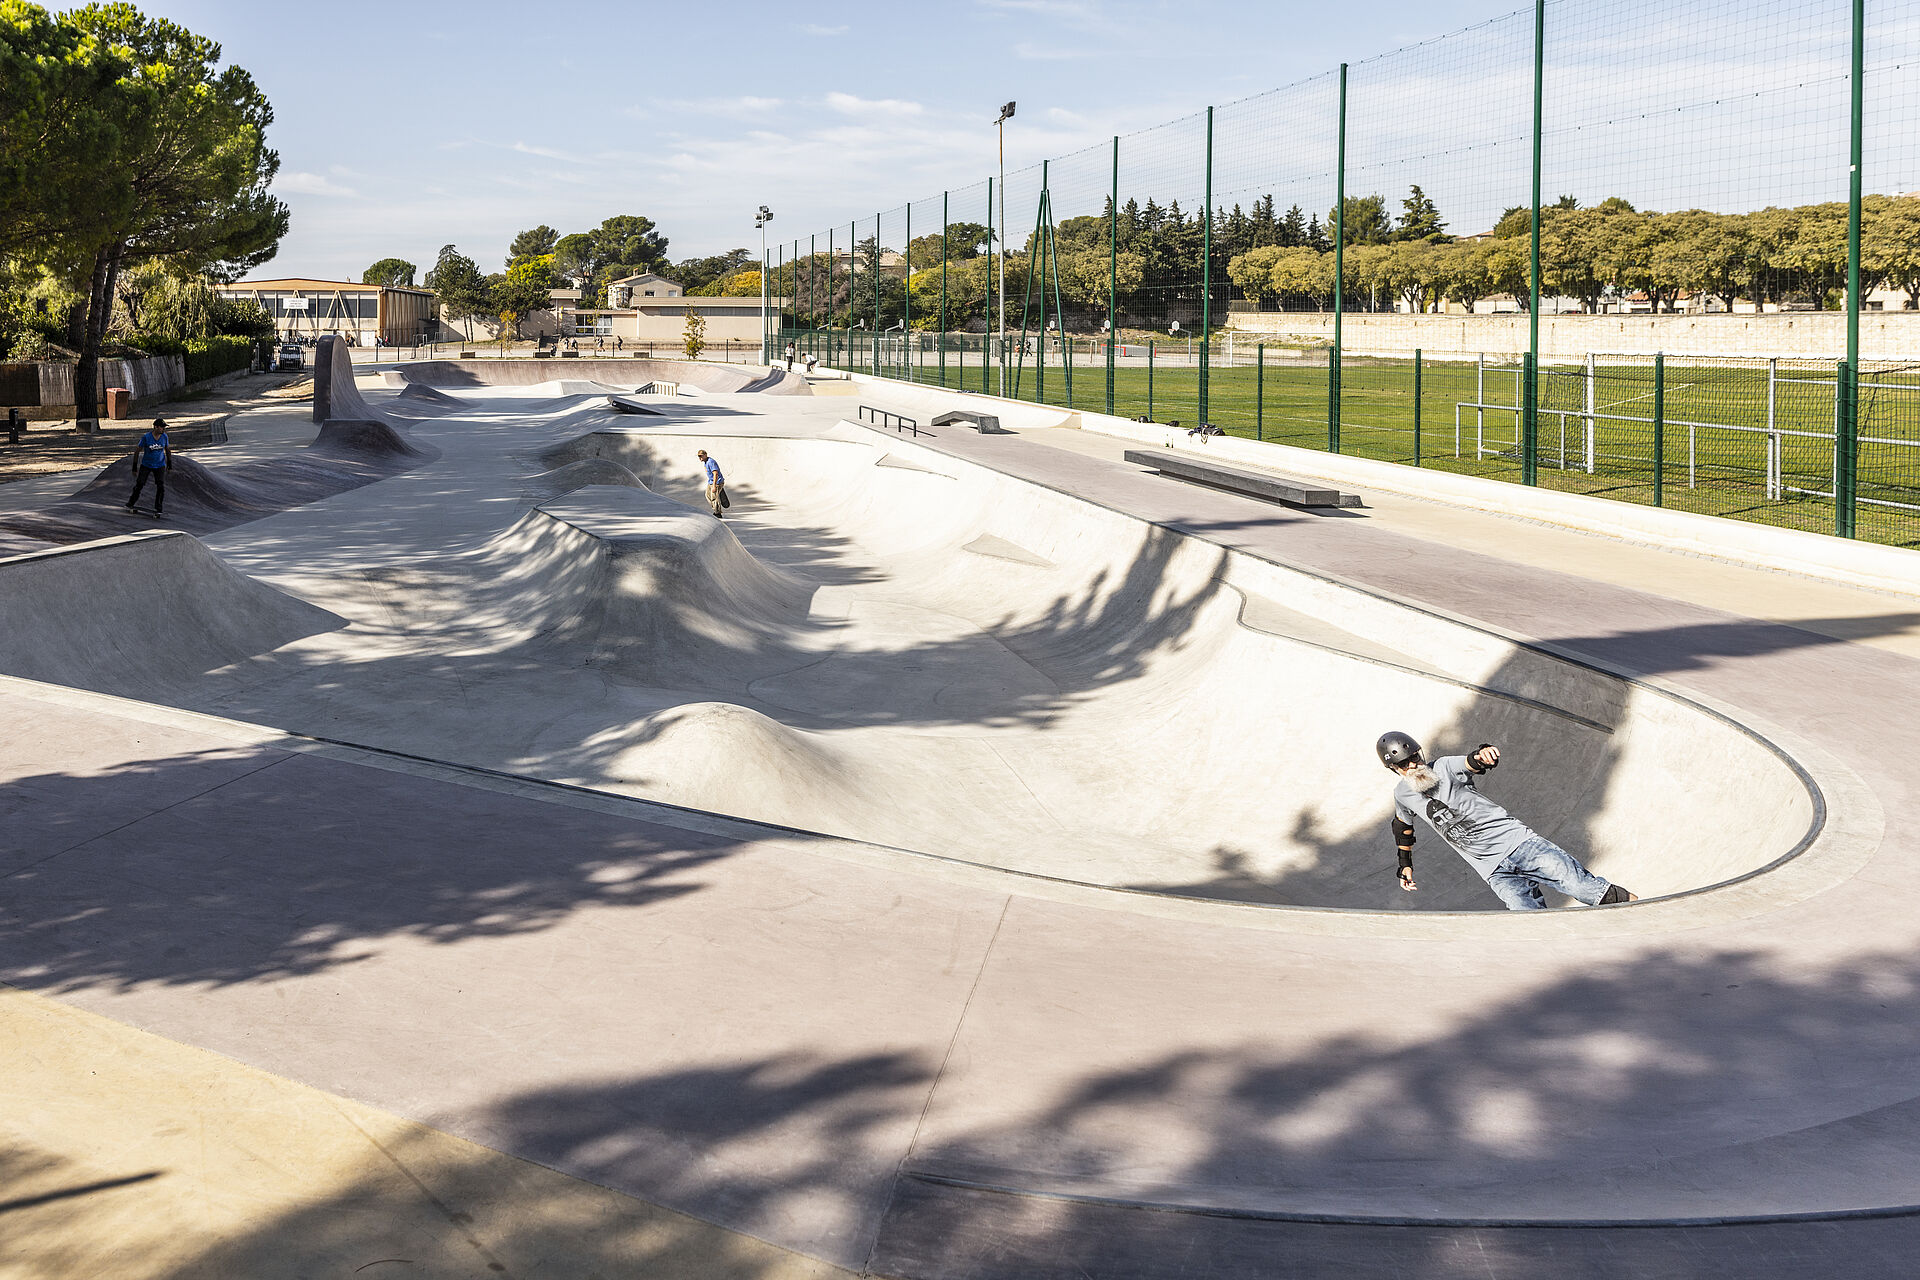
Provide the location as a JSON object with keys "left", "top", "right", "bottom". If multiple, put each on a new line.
{"left": 510, "top": 140, "right": 583, "bottom": 163}
{"left": 826, "top": 92, "right": 925, "bottom": 117}
{"left": 276, "top": 171, "right": 357, "bottom": 197}
{"left": 801, "top": 22, "right": 848, "bottom": 36}
{"left": 1014, "top": 40, "right": 1092, "bottom": 60}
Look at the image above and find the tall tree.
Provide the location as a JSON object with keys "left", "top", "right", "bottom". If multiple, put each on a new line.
{"left": 508, "top": 224, "right": 558, "bottom": 262}
{"left": 424, "top": 243, "right": 489, "bottom": 338}
{"left": 1277, "top": 204, "right": 1308, "bottom": 248}
{"left": 16, "top": 5, "right": 287, "bottom": 423}
{"left": 1396, "top": 185, "right": 1447, "bottom": 242}
{"left": 489, "top": 253, "right": 555, "bottom": 334}
{"left": 0, "top": 3, "right": 121, "bottom": 260}
{"left": 361, "top": 257, "right": 416, "bottom": 287}
{"left": 553, "top": 214, "right": 672, "bottom": 301}
{"left": 1330, "top": 194, "right": 1394, "bottom": 246}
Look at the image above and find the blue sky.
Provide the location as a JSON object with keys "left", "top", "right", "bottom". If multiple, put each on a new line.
{"left": 142, "top": 0, "right": 1533, "bottom": 280}
{"left": 141, "top": 0, "right": 1906, "bottom": 283}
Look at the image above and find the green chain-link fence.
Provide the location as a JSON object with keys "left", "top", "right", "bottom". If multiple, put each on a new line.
{"left": 772, "top": 0, "right": 1920, "bottom": 548}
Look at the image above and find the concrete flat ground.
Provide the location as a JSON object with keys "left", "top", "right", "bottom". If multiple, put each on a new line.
{"left": 2, "top": 359, "right": 1918, "bottom": 1278}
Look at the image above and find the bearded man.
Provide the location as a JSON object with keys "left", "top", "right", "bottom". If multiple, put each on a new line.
{"left": 1377, "top": 731, "right": 1637, "bottom": 911}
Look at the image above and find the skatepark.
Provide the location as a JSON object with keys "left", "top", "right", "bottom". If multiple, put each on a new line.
{"left": 4, "top": 337, "right": 1919, "bottom": 1277}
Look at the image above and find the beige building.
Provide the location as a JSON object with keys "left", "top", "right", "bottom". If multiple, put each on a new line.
{"left": 569, "top": 275, "right": 785, "bottom": 346}
{"left": 219, "top": 278, "right": 440, "bottom": 345}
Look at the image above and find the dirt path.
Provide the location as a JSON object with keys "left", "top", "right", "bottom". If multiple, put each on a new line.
{"left": 0, "top": 371, "right": 311, "bottom": 483}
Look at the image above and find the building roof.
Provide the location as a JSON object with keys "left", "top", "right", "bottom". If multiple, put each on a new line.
{"left": 225, "top": 277, "right": 436, "bottom": 296}
{"left": 607, "top": 272, "right": 683, "bottom": 289}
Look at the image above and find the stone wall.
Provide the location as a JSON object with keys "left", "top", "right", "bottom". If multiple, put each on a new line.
{"left": 1227, "top": 311, "right": 1920, "bottom": 362}
{"left": 2, "top": 355, "right": 188, "bottom": 420}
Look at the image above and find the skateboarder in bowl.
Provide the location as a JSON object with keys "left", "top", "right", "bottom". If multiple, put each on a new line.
{"left": 697, "top": 449, "right": 728, "bottom": 517}
{"left": 1377, "top": 731, "right": 1637, "bottom": 910}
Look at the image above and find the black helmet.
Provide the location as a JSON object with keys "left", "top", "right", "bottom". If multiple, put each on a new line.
{"left": 1376, "top": 731, "right": 1423, "bottom": 771}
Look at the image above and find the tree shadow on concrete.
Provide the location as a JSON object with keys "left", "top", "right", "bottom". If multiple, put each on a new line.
{"left": 0, "top": 745, "right": 743, "bottom": 992}
{"left": 112, "top": 941, "right": 1920, "bottom": 1279}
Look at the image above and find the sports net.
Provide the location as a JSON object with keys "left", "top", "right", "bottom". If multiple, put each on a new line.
{"left": 774, "top": 0, "right": 1920, "bottom": 548}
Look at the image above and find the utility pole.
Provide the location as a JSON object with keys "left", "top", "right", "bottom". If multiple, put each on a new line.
{"left": 995, "top": 101, "right": 1016, "bottom": 398}
{"left": 755, "top": 204, "right": 773, "bottom": 364}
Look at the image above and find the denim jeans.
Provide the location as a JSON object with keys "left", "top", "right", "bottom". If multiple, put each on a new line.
{"left": 1486, "top": 835, "right": 1610, "bottom": 911}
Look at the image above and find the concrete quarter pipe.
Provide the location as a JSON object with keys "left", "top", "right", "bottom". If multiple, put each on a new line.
{"left": 0, "top": 364, "right": 1911, "bottom": 1279}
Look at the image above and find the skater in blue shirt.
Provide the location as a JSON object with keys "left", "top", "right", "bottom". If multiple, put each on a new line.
{"left": 125, "top": 418, "right": 171, "bottom": 516}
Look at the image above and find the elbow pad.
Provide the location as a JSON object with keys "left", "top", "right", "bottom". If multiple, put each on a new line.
{"left": 1391, "top": 817, "right": 1415, "bottom": 847}
{"left": 1468, "top": 744, "right": 1498, "bottom": 773}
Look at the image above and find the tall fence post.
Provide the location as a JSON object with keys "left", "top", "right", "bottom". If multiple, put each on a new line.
{"left": 1523, "top": 0, "right": 1544, "bottom": 486}
{"left": 1256, "top": 344, "right": 1265, "bottom": 440}
{"left": 1148, "top": 340, "right": 1155, "bottom": 421}
{"left": 1413, "top": 348, "right": 1423, "bottom": 466}
{"left": 1653, "top": 351, "right": 1666, "bottom": 507}
{"left": 1200, "top": 104, "right": 1214, "bottom": 427}
{"left": 872, "top": 213, "right": 881, "bottom": 378}
{"left": 1331, "top": 62, "right": 1347, "bottom": 454}
{"left": 986, "top": 178, "right": 996, "bottom": 395}
{"left": 941, "top": 192, "right": 949, "bottom": 389}
{"left": 903, "top": 204, "right": 911, "bottom": 382}
{"left": 1838, "top": 0, "right": 1864, "bottom": 538}
{"left": 1108, "top": 134, "right": 1118, "bottom": 417}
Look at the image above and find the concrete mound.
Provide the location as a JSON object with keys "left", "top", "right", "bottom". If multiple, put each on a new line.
{"left": 592, "top": 701, "right": 866, "bottom": 819}
{"left": 389, "top": 358, "right": 811, "bottom": 395}
{"left": 310, "top": 419, "right": 430, "bottom": 460}
{"left": 66, "top": 453, "right": 281, "bottom": 522}
{"left": 470, "top": 491, "right": 818, "bottom": 690}
{"left": 0, "top": 532, "right": 345, "bottom": 698}
{"left": 521, "top": 458, "right": 648, "bottom": 502}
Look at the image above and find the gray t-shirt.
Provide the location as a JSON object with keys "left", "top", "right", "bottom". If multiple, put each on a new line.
{"left": 1394, "top": 755, "right": 1536, "bottom": 880}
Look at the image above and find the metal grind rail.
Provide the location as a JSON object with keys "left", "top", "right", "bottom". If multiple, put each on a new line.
{"left": 857, "top": 405, "right": 924, "bottom": 437}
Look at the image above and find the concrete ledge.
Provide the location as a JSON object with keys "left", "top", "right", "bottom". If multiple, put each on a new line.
{"left": 1122, "top": 449, "right": 1360, "bottom": 508}
{"left": 1084, "top": 416, "right": 1920, "bottom": 598}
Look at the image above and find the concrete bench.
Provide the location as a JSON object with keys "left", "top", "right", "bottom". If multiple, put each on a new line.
{"left": 931, "top": 410, "right": 1009, "bottom": 434}
{"left": 1123, "top": 449, "right": 1362, "bottom": 509}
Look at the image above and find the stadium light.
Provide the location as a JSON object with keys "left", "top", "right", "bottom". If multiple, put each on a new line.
{"left": 994, "top": 102, "right": 1015, "bottom": 397}
{"left": 755, "top": 206, "right": 774, "bottom": 363}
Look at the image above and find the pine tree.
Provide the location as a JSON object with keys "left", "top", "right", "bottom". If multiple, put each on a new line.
{"left": 1279, "top": 204, "right": 1308, "bottom": 248}
{"left": 1397, "top": 185, "right": 1447, "bottom": 242}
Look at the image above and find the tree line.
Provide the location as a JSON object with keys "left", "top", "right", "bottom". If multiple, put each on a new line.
{"left": 1, "top": 4, "right": 286, "bottom": 409}
{"left": 1230, "top": 194, "right": 1920, "bottom": 316}
{"left": 764, "top": 186, "right": 1920, "bottom": 334}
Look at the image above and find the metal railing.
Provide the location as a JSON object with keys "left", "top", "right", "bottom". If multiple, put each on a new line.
{"left": 857, "top": 405, "right": 922, "bottom": 436}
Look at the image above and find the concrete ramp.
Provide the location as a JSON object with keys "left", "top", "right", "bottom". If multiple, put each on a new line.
{"left": 389, "top": 358, "right": 811, "bottom": 395}
{"left": 312, "top": 335, "right": 391, "bottom": 424}
{"left": 310, "top": 418, "right": 429, "bottom": 461}
{"left": 395, "top": 383, "right": 477, "bottom": 410}
{"left": 520, "top": 457, "right": 649, "bottom": 502}
{"left": 0, "top": 532, "right": 345, "bottom": 697}
{"left": 469, "top": 491, "right": 819, "bottom": 689}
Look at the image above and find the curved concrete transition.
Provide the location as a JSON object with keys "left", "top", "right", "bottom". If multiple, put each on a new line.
{"left": 386, "top": 356, "right": 813, "bottom": 395}
{"left": 1, "top": 369, "right": 1915, "bottom": 1277}
{"left": 523, "top": 427, "right": 1815, "bottom": 908}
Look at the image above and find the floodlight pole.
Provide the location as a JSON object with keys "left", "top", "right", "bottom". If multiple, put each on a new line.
{"left": 755, "top": 205, "right": 773, "bottom": 364}
{"left": 996, "top": 101, "right": 1016, "bottom": 398}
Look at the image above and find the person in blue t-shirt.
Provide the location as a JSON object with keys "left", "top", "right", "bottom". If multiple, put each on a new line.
{"left": 697, "top": 448, "right": 727, "bottom": 517}
{"left": 125, "top": 418, "right": 172, "bottom": 516}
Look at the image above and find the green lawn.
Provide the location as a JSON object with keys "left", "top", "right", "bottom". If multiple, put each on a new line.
{"left": 798, "top": 336, "right": 1920, "bottom": 548}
